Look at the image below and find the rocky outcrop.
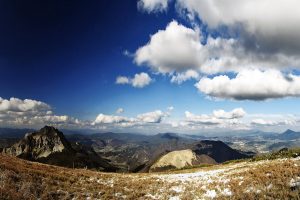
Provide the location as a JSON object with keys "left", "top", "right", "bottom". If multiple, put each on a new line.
{"left": 2, "top": 126, "right": 118, "bottom": 171}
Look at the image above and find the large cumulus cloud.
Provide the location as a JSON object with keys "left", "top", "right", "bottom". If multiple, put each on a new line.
{"left": 196, "top": 69, "right": 300, "bottom": 100}
{"left": 0, "top": 97, "right": 83, "bottom": 128}
{"left": 135, "top": 1, "right": 300, "bottom": 100}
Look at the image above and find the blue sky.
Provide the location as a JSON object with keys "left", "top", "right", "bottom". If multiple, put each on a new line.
{"left": 1, "top": 0, "right": 300, "bottom": 133}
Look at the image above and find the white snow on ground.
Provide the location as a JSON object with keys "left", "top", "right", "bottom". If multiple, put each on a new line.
{"left": 169, "top": 196, "right": 180, "bottom": 200}
{"left": 221, "top": 188, "right": 232, "bottom": 196}
{"left": 267, "top": 183, "right": 273, "bottom": 190}
{"left": 290, "top": 177, "right": 300, "bottom": 187}
{"left": 156, "top": 161, "right": 255, "bottom": 183}
{"left": 204, "top": 190, "right": 217, "bottom": 198}
{"left": 145, "top": 193, "right": 162, "bottom": 199}
{"left": 171, "top": 186, "right": 184, "bottom": 193}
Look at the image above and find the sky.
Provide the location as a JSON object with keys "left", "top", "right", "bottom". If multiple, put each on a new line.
{"left": 1, "top": 0, "right": 300, "bottom": 134}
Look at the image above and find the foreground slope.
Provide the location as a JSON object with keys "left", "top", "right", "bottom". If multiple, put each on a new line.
{"left": 0, "top": 150, "right": 300, "bottom": 200}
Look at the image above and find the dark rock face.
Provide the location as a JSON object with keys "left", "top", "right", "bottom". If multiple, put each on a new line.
{"left": 2, "top": 126, "right": 117, "bottom": 172}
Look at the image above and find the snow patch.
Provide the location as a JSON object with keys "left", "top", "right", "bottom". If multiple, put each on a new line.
{"left": 171, "top": 186, "right": 184, "bottom": 193}
{"left": 204, "top": 190, "right": 217, "bottom": 199}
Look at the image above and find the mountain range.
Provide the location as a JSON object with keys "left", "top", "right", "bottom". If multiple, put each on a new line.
{"left": 1, "top": 126, "right": 253, "bottom": 172}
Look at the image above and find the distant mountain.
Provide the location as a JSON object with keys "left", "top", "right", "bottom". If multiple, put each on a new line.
{"left": 2, "top": 126, "right": 117, "bottom": 171}
{"left": 278, "top": 129, "right": 300, "bottom": 140}
{"left": 155, "top": 133, "right": 180, "bottom": 140}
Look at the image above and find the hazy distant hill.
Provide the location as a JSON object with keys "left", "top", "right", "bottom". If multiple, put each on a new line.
{"left": 277, "top": 129, "right": 300, "bottom": 140}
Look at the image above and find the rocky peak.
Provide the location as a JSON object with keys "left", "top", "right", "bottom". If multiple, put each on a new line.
{"left": 2, "top": 126, "right": 118, "bottom": 171}
{"left": 3, "top": 126, "right": 74, "bottom": 159}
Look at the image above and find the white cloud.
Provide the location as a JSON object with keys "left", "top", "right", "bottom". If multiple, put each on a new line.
{"left": 116, "top": 76, "right": 130, "bottom": 84}
{"left": 137, "top": 0, "right": 300, "bottom": 56}
{"left": 135, "top": 21, "right": 204, "bottom": 74}
{"left": 138, "top": 0, "right": 300, "bottom": 56}
{"left": 213, "top": 108, "right": 246, "bottom": 119}
{"left": 116, "top": 72, "right": 152, "bottom": 88}
{"left": 1, "top": 97, "right": 299, "bottom": 132}
{"left": 196, "top": 69, "right": 300, "bottom": 100}
{"left": 135, "top": 21, "right": 300, "bottom": 78}
{"left": 137, "top": 110, "right": 164, "bottom": 123}
{"left": 137, "top": 0, "right": 171, "bottom": 13}
{"left": 116, "top": 108, "right": 124, "bottom": 114}
{"left": 93, "top": 114, "right": 134, "bottom": 124}
{"left": 92, "top": 110, "right": 166, "bottom": 127}
{"left": 0, "top": 97, "right": 84, "bottom": 128}
{"left": 28, "top": 115, "right": 80, "bottom": 125}
{"left": 185, "top": 111, "right": 222, "bottom": 125}
{"left": 176, "top": 0, "right": 300, "bottom": 54}
{"left": 135, "top": 2, "right": 300, "bottom": 101}
{"left": 251, "top": 119, "right": 276, "bottom": 126}
{"left": 0, "top": 97, "right": 50, "bottom": 112}
{"left": 171, "top": 69, "right": 199, "bottom": 84}
{"left": 251, "top": 118, "right": 295, "bottom": 126}
{"left": 185, "top": 108, "right": 245, "bottom": 126}
{"left": 131, "top": 72, "right": 152, "bottom": 88}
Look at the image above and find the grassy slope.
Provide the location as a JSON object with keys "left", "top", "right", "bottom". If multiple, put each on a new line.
{"left": 0, "top": 149, "right": 300, "bottom": 200}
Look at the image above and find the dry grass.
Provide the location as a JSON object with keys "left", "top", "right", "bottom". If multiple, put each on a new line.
{"left": 0, "top": 153, "right": 300, "bottom": 199}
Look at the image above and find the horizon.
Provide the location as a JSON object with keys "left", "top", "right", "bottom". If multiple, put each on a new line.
{"left": 0, "top": 125, "right": 295, "bottom": 136}
{"left": 1, "top": 0, "right": 300, "bottom": 134}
